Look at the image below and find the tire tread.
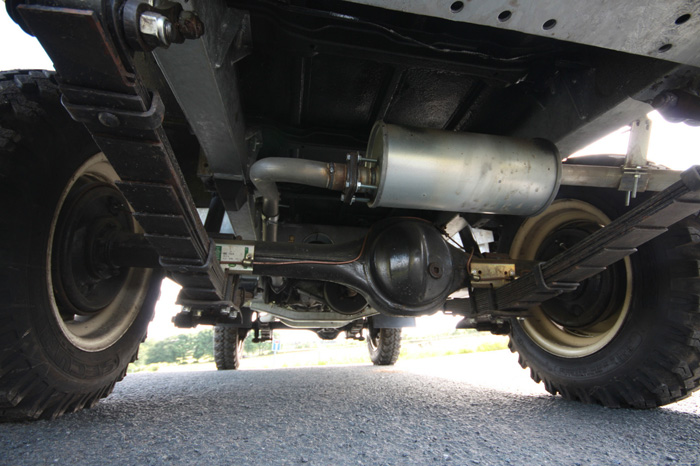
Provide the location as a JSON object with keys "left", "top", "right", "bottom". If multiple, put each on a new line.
{"left": 510, "top": 215, "right": 700, "bottom": 408}
{"left": 214, "top": 325, "right": 242, "bottom": 370}
{"left": 0, "top": 70, "right": 155, "bottom": 421}
{"left": 368, "top": 328, "right": 402, "bottom": 366}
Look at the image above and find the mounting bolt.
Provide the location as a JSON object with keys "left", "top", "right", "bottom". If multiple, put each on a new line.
{"left": 108, "top": 198, "right": 126, "bottom": 215}
{"left": 98, "top": 112, "right": 120, "bottom": 128}
{"left": 428, "top": 262, "right": 443, "bottom": 279}
{"left": 140, "top": 11, "right": 173, "bottom": 47}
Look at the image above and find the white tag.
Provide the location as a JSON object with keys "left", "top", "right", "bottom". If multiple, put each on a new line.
{"left": 215, "top": 243, "right": 255, "bottom": 273}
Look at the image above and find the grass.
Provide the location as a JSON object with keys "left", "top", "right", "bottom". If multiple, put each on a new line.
{"left": 129, "top": 333, "right": 509, "bottom": 373}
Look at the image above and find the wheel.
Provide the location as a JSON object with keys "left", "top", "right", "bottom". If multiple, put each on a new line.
{"left": 507, "top": 188, "right": 700, "bottom": 408}
{"left": 0, "top": 71, "right": 162, "bottom": 420}
{"left": 214, "top": 325, "right": 247, "bottom": 370}
{"left": 367, "top": 325, "right": 402, "bottom": 366}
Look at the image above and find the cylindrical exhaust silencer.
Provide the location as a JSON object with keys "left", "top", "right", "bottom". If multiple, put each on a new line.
{"left": 366, "top": 122, "right": 561, "bottom": 216}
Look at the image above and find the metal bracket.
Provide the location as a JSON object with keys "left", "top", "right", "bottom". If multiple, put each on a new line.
{"left": 213, "top": 9, "right": 253, "bottom": 67}
{"left": 341, "top": 152, "right": 360, "bottom": 204}
{"left": 345, "top": 319, "right": 366, "bottom": 340}
{"left": 339, "top": 152, "right": 373, "bottom": 204}
{"left": 443, "top": 215, "right": 469, "bottom": 238}
{"left": 214, "top": 240, "right": 256, "bottom": 274}
{"left": 62, "top": 90, "right": 165, "bottom": 131}
{"left": 172, "top": 273, "right": 242, "bottom": 328}
{"left": 456, "top": 315, "right": 511, "bottom": 335}
{"left": 469, "top": 260, "right": 517, "bottom": 288}
{"left": 160, "top": 241, "right": 217, "bottom": 273}
{"left": 532, "top": 262, "right": 578, "bottom": 295}
{"left": 619, "top": 117, "right": 652, "bottom": 205}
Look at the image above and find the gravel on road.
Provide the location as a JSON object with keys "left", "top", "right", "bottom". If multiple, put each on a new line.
{"left": 1, "top": 350, "right": 699, "bottom": 466}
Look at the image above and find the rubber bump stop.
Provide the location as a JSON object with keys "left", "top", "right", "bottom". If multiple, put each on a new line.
{"left": 680, "top": 165, "right": 700, "bottom": 191}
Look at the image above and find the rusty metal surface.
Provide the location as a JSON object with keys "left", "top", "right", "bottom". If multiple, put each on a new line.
{"left": 17, "top": 5, "right": 139, "bottom": 94}
{"left": 469, "top": 260, "right": 517, "bottom": 289}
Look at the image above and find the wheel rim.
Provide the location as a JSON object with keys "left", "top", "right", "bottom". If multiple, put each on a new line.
{"left": 367, "top": 328, "right": 380, "bottom": 353}
{"left": 47, "top": 154, "right": 152, "bottom": 352}
{"left": 510, "top": 199, "right": 632, "bottom": 358}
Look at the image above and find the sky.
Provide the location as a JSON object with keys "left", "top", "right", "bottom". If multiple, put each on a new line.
{"left": 1, "top": 8, "right": 698, "bottom": 341}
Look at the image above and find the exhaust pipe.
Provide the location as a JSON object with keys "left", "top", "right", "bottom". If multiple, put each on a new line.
{"left": 249, "top": 157, "right": 373, "bottom": 242}
{"left": 249, "top": 158, "right": 345, "bottom": 242}
{"left": 249, "top": 122, "right": 563, "bottom": 231}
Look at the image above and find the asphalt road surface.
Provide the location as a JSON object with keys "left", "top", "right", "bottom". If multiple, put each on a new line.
{"left": 2, "top": 351, "right": 699, "bottom": 466}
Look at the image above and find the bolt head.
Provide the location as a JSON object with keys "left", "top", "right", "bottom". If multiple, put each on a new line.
{"left": 98, "top": 112, "right": 120, "bottom": 128}
{"left": 428, "top": 262, "right": 443, "bottom": 279}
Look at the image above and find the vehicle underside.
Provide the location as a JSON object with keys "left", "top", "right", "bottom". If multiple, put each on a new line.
{"left": 1, "top": 0, "right": 699, "bottom": 420}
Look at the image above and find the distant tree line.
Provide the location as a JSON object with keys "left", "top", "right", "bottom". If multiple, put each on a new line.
{"left": 140, "top": 329, "right": 215, "bottom": 364}
{"left": 242, "top": 331, "right": 274, "bottom": 355}
{"left": 139, "top": 329, "right": 278, "bottom": 365}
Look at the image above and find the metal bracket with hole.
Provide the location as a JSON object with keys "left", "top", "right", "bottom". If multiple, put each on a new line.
{"left": 468, "top": 260, "right": 518, "bottom": 288}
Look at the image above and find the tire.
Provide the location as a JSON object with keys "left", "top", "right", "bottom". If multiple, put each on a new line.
{"left": 507, "top": 187, "right": 700, "bottom": 408}
{"left": 214, "top": 326, "right": 247, "bottom": 370}
{"left": 0, "top": 71, "right": 162, "bottom": 421}
{"left": 367, "top": 327, "right": 402, "bottom": 366}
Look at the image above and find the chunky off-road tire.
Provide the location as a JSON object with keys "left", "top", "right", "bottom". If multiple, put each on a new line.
{"left": 214, "top": 325, "right": 247, "bottom": 370}
{"left": 0, "top": 71, "right": 162, "bottom": 421}
{"left": 508, "top": 187, "right": 700, "bottom": 408}
{"left": 367, "top": 328, "right": 402, "bottom": 366}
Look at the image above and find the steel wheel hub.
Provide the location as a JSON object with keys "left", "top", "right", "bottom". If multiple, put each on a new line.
{"left": 510, "top": 199, "right": 632, "bottom": 358}
{"left": 47, "top": 154, "right": 152, "bottom": 352}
